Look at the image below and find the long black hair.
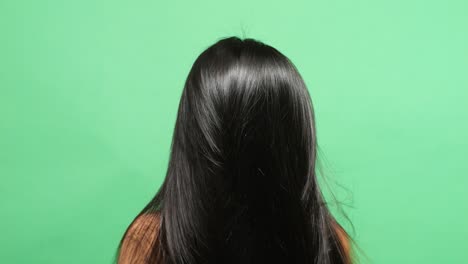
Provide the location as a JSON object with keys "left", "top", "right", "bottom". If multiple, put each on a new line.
{"left": 115, "top": 36, "right": 357, "bottom": 264}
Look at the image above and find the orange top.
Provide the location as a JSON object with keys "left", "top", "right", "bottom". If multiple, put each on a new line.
{"left": 118, "top": 213, "right": 350, "bottom": 264}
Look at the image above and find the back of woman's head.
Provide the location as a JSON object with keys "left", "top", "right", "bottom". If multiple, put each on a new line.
{"left": 116, "top": 36, "right": 353, "bottom": 264}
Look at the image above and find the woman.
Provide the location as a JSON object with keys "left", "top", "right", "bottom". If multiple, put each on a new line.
{"left": 115, "top": 36, "right": 355, "bottom": 264}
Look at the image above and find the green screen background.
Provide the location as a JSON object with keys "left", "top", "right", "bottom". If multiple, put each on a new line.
{"left": 1, "top": 0, "right": 467, "bottom": 263}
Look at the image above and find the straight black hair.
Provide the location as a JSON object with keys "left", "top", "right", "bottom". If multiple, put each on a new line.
{"left": 114, "top": 36, "right": 358, "bottom": 264}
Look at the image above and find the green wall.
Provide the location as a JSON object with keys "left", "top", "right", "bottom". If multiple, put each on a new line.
{"left": 1, "top": 0, "right": 467, "bottom": 263}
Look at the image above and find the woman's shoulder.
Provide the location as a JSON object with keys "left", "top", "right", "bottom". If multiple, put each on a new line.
{"left": 130, "top": 212, "right": 161, "bottom": 231}
{"left": 118, "top": 212, "right": 162, "bottom": 263}
{"left": 331, "top": 220, "right": 351, "bottom": 262}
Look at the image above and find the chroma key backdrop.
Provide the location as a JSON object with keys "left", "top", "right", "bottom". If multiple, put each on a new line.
{"left": 1, "top": 0, "right": 467, "bottom": 263}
